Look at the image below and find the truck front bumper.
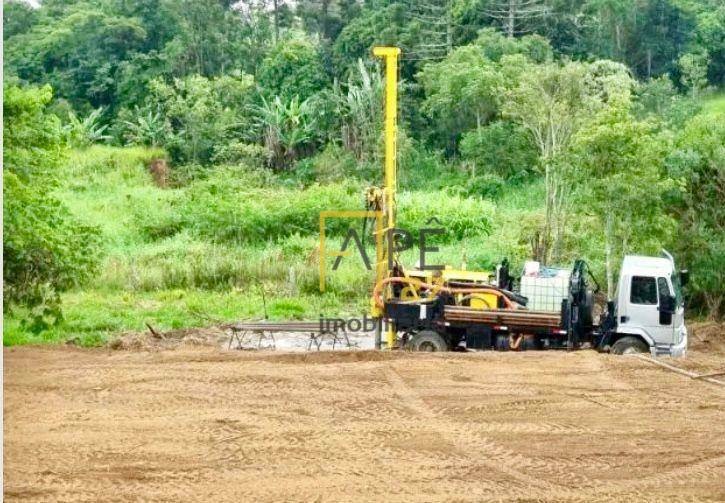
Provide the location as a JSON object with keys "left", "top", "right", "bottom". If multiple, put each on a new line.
{"left": 651, "top": 326, "right": 688, "bottom": 358}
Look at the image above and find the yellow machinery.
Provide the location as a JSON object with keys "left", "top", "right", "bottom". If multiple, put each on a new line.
{"left": 370, "top": 47, "right": 400, "bottom": 349}
{"left": 406, "top": 269, "right": 499, "bottom": 309}
{"left": 370, "top": 46, "right": 506, "bottom": 349}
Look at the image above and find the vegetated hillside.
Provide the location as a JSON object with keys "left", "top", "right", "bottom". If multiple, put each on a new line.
{"left": 4, "top": 97, "right": 722, "bottom": 345}
{"left": 4, "top": 145, "right": 548, "bottom": 345}
{"left": 3, "top": 0, "right": 723, "bottom": 345}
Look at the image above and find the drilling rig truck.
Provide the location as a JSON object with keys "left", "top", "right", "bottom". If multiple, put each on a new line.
{"left": 368, "top": 47, "right": 688, "bottom": 358}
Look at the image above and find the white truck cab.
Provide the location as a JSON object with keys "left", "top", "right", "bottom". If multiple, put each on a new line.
{"left": 610, "top": 251, "right": 687, "bottom": 357}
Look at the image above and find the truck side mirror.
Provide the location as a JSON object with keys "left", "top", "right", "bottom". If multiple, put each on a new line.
{"left": 679, "top": 269, "right": 689, "bottom": 287}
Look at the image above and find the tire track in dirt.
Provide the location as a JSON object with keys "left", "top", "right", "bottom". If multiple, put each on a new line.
{"left": 567, "top": 355, "right": 725, "bottom": 499}
{"left": 384, "top": 366, "right": 578, "bottom": 500}
{"left": 582, "top": 451, "right": 725, "bottom": 500}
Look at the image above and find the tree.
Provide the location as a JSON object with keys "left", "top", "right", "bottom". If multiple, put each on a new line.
{"left": 253, "top": 95, "right": 318, "bottom": 170}
{"left": 418, "top": 45, "right": 506, "bottom": 149}
{"left": 583, "top": 0, "right": 636, "bottom": 63}
{"left": 692, "top": 6, "right": 725, "bottom": 85}
{"left": 147, "top": 73, "right": 255, "bottom": 164}
{"left": 459, "top": 120, "right": 538, "bottom": 180}
{"left": 406, "top": 0, "right": 455, "bottom": 61}
{"left": 297, "top": 0, "right": 359, "bottom": 42}
{"left": 678, "top": 51, "right": 710, "bottom": 98}
{"left": 569, "top": 103, "right": 677, "bottom": 298}
{"left": 632, "top": 0, "right": 696, "bottom": 80}
{"left": 418, "top": 30, "right": 552, "bottom": 150}
{"left": 474, "top": 28, "right": 553, "bottom": 63}
{"left": 665, "top": 112, "right": 725, "bottom": 319}
{"left": 252, "top": 0, "right": 294, "bottom": 43}
{"left": 331, "top": 3, "right": 411, "bottom": 75}
{"left": 331, "top": 59, "right": 384, "bottom": 161}
{"left": 5, "top": 7, "right": 147, "bottom": 112}
{"left": 503, "top": 59, "right": 634, "bottom": 263}
{"left": 166, "top": 0, "right": 250, "bottom": 76}
{"left": 120, "top": 106, "right": 171, "bottom": 148}
{"left": 3, "top": 85, "right": 101, "bottom": 329}
{"left": 502, "top": 61, "right": 585, "bottom": 263}
{"left": 257, "top": 36, "right": 327, "bottom": 102}
{"left": 3, "top": 0, "right": 39, "bottom": 40}
{"left": 483, "top": 0, "right": 549, "bottom": 37}
{"left": 537, "top": 0, "right": 696, "bottom": 81}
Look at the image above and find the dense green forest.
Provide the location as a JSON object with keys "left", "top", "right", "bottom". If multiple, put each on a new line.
{"left": 3, "top": 0, "right": 724, "bottom": 344}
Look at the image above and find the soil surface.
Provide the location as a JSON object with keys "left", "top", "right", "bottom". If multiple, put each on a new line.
{"left": 5, "top": 324, "right": 725, "bottom": 502}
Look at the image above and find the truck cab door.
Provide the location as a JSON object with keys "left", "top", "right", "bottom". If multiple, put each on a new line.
{"left": 622, "top": 275, "right": 675, "bottom": 345}
{"left": 657, "top": 277, "right": 680, "bottom": 345}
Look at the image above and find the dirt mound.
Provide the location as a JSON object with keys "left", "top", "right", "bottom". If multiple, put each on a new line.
{"left": 689, "top": 321, "right": 725, "bottom": 352}
{"left": 147, "top": 158, "right": 169, "bottom": 187}
{"left": 108, "top": 325, "right": 229, "bottom": 351}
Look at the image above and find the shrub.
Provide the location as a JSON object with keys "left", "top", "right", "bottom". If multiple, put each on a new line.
{"left": 461, "top": 174, "right": 506, "bottom": 199}
{"left": 119, "top": 106, "right": 171, "bottom": 147}
{"left": 293, "top": 144, "right": 361, "bottom": 184}
{"left": 331, "top": 59, "right": 384, "bottom": 162}
{"left": 665, "top": 112, "right": 725, "bottom": 319}
{"left": 398, "top": 192, "right": 493, "bottom": 241}
{"left": 211, "top": 141, "right": 271, "bottom": 166}
{"left": 144, "top": 73, "right": 254, "bottom": 165}
{"left": 399, "top": 141, "right": 448, "bottom": 190}
{"left": 179, "top": 174, "right": 362, "bottom": 244}
{"left": 252, "top": 95, "right": 317, "bottom": 170}
{"left": 63, "top": 107, "right": 111, "bottom": 147}
{"left": 3, "top": 85, "right": 102, "bottom": 330}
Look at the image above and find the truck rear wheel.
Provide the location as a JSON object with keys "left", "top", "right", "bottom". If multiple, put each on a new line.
{"left": 611, "top": 336, "right": 649, "bottom": 355}
{"left": 407, "top": 330, "right": 448, "bottom": 352}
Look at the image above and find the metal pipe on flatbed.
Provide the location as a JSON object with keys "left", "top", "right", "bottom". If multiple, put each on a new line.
{"left": 444, "top": 306, "right": 561, "bottom": 328}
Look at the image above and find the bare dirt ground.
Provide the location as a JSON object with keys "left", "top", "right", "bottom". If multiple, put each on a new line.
{"left": 4, "top": 323, "right": 725, "bottom": 502}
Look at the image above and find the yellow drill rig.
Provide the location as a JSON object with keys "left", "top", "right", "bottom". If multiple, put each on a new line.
{"left": 369, "top": 47, "right": 525, "bottom": 350}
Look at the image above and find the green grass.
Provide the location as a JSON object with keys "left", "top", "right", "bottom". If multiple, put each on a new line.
{"left": 2, "top": 288, "right": 359, "bottom": 346}
{"left": 57, "top": 146, "right": 170, "bottom": 253}
{"left": 702, "top": 90, "right": 725, "bottom": 115}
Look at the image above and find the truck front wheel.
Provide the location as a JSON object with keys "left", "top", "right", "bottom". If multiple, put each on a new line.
{"left": 611, "top": 336, "right": 649, "bottom": 355}
{"left": 407, "top": 330, "right": 448, "bottom": 352}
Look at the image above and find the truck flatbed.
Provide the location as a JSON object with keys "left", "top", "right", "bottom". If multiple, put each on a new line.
{"left": 444, "top": 306, "right": 562, "bottom": 329}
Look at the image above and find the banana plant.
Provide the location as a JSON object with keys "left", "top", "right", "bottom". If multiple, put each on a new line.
{"left": 332, "top": 59, "right": 383, "bottom": 161}
{"left": 253, "top": 95, "right": 316, "bottom": 170}
{"left": 63, "top": 107, "right": 111, "bottom": 147}
{"left": 122, "top": 107, "right": 170, "bottom": 147}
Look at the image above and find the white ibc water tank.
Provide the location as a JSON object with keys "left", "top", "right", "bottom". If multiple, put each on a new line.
{"left": 520, "top": 268, "right": 570, "bottom": 312}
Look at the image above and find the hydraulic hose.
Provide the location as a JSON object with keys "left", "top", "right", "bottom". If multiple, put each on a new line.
{"left": 373, "top": 277, "right": 515, "bottom": 309}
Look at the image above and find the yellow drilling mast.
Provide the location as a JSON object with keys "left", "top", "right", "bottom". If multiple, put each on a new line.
{"left": 368, "top": 46, "right": 496, "bottom": 350}
{"left": 371, "top": 46, "right": 400, "bottom": 350}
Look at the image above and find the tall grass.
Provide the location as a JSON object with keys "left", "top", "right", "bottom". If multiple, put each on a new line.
{"left": 702, "top": 90, "right": 725, "bottom": 115}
